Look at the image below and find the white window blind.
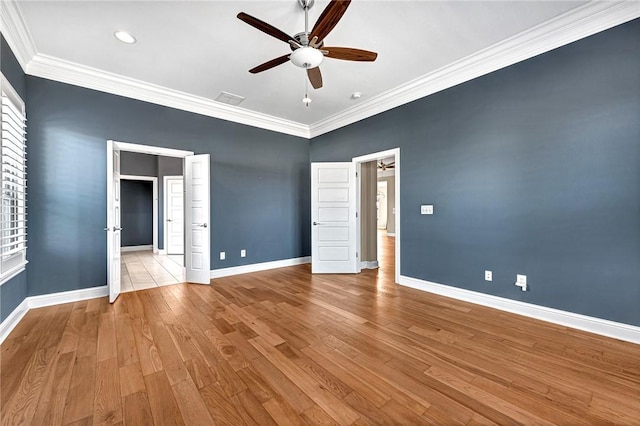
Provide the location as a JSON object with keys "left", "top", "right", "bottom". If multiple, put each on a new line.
{"left": 0, "top": 73, "right": 27, "bottom": 283}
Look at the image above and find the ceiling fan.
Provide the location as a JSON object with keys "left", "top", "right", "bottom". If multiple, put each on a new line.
{"left": 378, "top": 160, "right": 395, "bottom": 171}
{"left": 237, "top": 0, "right": 378, "bottom": 91}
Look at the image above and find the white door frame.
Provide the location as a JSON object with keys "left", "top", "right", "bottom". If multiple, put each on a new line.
{"left": 163, "top": 175, "right": 184, "bottom": 255}
{"left": 120, "top": 175, "right": 158, "bottom": 253}
{"left": 106, "top": 140, "right": 196, "bottom": 300}
{"left": 353, "top": 148, "right": 401, "bottom": 283}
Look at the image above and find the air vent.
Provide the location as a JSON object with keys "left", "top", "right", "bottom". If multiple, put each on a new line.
{"left": 215, "top": 91, "right": 245, "bottom": 106}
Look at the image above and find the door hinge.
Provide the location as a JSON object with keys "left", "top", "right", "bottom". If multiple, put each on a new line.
{"left": 356, "top": 172, "right": 358, "bottom": 177}
{"left": 356, "top": 252, "right": 359, "bottom": 258}
{"left": 356, "top": 212, "right": 358, "bottom": 218}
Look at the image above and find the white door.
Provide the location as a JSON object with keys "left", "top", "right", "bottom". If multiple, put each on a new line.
{"left": 311, "top": 162, "right": 358, "bottom": 273}
{"left": 107, "top": 143, "right": 122, "bottom": 302}
{"left": 165, "top": 177, "right": 184, "bottom": 255}
{"left": 185, "top": 155, "right": 210, "bottom": 284}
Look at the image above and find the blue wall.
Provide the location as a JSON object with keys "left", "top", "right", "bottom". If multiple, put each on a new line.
{"left": 311, "top": 20, "right": 640, "bottom": 326}
{"left": 121, "top": 180, "right": 154, "bottom": 247}
{"left": 0, "top": 35, "right": 28, "bottom": 321}
{"left": 26, "top": 77, "right": 310, "bottom": 296}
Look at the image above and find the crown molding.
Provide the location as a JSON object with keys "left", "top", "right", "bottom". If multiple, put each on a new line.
{"left": 0, "top": 0, "right": 37, "bottom": 70}
{"left": 26, "top": 54, "right": 310, "bottom": 138}
{"left": 309, "top": 1, "right": 640, "bottom": 138}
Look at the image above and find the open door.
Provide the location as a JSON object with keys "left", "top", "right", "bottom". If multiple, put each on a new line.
{"left": 311, "top": 162, "right": 358, "bottom": 273}
{"left": 107, "top": 142, "right": 122, "bottom": 302}
{"left": 185, "top": 154, "right": 211, "bottom": 284}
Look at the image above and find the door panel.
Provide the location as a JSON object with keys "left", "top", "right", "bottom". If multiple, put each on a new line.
{"left": 185, "top": 154, "right": 210, "bottom": 284}
{"left": 311, "top": 162, "right": 357, "bottom": 273}
{"left": 166, "top": 177, "right": 184, "bottom": 255}
{"left": 107, "top": 144, "right": 121, "bottom": 303}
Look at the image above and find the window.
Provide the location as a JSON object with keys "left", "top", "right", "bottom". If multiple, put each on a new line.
{"left": 0, "top": 73, "right": 27, "bottom": 284}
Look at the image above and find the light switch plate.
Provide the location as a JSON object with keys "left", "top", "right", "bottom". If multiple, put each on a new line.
{"left": 241, "top": 249, "right": 246, "bottom": 258}
{"left": 421, "top": 205, "right": 434, "bottom": 215}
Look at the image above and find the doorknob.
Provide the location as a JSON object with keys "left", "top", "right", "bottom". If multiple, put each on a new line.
{"left": 166, "top": 219, "right": 172, "bottom": 222}
{"left": 313, "top": 222, "right": 322, "bottom": 226}
{"left": 197, "top": 223, "right": 207, "bottom": 228}
{"left": 114, "top": 227, "right": 123, "bottom": 231}
{"left": 103, "top": 227, "right": 110, "bottom": 231}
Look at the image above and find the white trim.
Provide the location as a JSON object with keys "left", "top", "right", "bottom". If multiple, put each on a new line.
{"left": 308, "top": 1, "right": 640, "bottom": 138}
{"left": 386, "top": 233, "right": 395, "bottom": 237}
{"left": 0, "top": 285, "right": 108, "bottom": 344}
{"left": 121, "top": 245, "right": 153, "bottom": 253}
{"left": 26, "top": 54, "right": 310, "bottom": 139}
{"left": 399, "top": 275, "right": 640, "bottom": 345}
{"left": 111, "top": 141, "right": 193, "bottom": 158}
{"left": 0, "top": 298, "right": 29, "bottom": 344}
{"left": 158, "top": 249, "right": 167, "bottom": 255}
{"left": 1, "top": 2, "right": 634, "bottom": 138}
{"left": 163, "top": 175, "right": 184, "bottom": 255}
{"left": 0, "top": 265, "right": 26, "bottom": 288}
{"left": 353, "top": 148, "right": 401, "bottom": 284}
{"left": 0, "top": 0, "right": 37, "bottom": 71}
{"left": 28, "top": 286, "right": 108, "bottom": 309}
{"left": 210, "top": 257, "right": 311, "bottom": 279}
{"left": 120, "top": 175, "right": 159, "bottom": 253}
{"left": 360, "top": 261, "right": 379, "bottom": 270}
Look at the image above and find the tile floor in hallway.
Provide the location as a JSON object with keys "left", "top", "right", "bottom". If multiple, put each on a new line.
{"left": 121, "top": 249, "right": 185, "bottom": 292}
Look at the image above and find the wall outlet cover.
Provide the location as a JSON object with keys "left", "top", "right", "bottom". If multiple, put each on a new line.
{"left": 485, "top": 270, "right": 492, "bottom": 281}
{"left": 517, "top": 274, "right": 527, "bottom": 284}
{"left": 420, "top": 205, "right": 434, "bottom": 215}
{"left": 220, "top": 251, "right": 226, "bottom": 260}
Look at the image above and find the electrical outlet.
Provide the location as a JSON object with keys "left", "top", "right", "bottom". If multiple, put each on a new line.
{"left": 515, "top": 274, "right": 527, "bottom": 291}
{"left": 484, "top": 270, "right": 492, "bottom": 281}
{"left": 241, "top": 249, "right": 246, "bottom": 258}
{"left": 220, "top": 251, "right": 226, "bottom": 260}
{"left": 420, "top": 205, "right": 434, "bottom": 215}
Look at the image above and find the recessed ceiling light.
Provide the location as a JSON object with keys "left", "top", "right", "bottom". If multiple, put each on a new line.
{"left": 114, "top": 31, "right": 136, "bottom": 44}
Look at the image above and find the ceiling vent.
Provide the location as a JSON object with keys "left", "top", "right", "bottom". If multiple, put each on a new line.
{"left": 215, "top": 91, "right": 245, "bottom": 106}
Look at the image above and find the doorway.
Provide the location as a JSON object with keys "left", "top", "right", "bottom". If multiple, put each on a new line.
{"left": 353, "top": 148, "right": 400, "bottom": 283}
{"left": 106, "top": 140, "right": 211, "bottom": 302}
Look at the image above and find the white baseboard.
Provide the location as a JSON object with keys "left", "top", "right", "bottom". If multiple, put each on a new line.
{"left": 0, "top": 285, "right": 108, "bottom": 344}
{"left": 360, "top": 261, "right": 379, "bottom": 270}
{"left": 386, "top": 233, "right": 396, "bottom": 237}
{"left": 0, "top": 298, "right": 29, "bottom": 344}
{"left": 121, "top": 245, "right": 153, "bottom": 252}
{"left": 211, "top": 257, "right": 311, "bottom": 279}
{"left": 399, "top": 275, "right": 640, "bottom": 345}
{"left": 158, "top": 249, "right": 167, "bottom": 255}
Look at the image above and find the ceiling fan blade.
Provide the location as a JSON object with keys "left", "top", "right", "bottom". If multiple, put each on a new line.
{"left": 237, "top": 12, "right": 294, "bottom": 44}
{"left": 309, "top": 0, "right": 351, "bottom": 43}
{"left": 307, "top": 67, "right": 323, "bottom": 89}
{"left": 323, "top": 47, "right": 378, "bottom": 62}
{"left": 249, "top": 54, "right": 291, "bottom": 74}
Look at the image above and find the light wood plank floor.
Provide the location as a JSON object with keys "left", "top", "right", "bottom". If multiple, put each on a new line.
{"left": 2, "top": 234, "right": 639, "bottom": 425}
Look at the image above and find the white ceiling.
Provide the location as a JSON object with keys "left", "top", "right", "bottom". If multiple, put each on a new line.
{"left": 6, "top": 1, "right": 638, "bottom": 136}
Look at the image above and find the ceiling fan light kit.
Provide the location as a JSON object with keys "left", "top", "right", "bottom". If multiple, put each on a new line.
{"left": 237, "top": 0, "right": 378, "bottom": 106}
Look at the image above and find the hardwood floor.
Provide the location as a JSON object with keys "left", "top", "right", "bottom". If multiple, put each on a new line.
{"left": 2, "top": 234, "right": 639, "bottom": 425}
